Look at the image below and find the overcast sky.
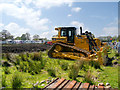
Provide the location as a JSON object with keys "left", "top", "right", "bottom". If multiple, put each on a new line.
{"left": 0, "top": 0, "right": 119, "bottom": 39}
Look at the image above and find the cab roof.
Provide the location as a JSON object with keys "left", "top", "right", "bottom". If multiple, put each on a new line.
{"left": 55, "top": 27, "right": 76, "bottom": 30}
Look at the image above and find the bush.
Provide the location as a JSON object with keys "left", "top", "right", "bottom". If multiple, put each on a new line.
{"left": 12, "top": 72, "right": 23, "bottom": 88}
{"left": 33, "top": 61, "right": 42, "bottom": 74}
{"left": 3, "top": 67, "right": 10, "bottom": 74}
{"left": 60, "top": 62, "right": 68, "bottom": 71}
{"left": 40, "top": 58, "right": 46, "bottom": 69}
{"left": 112, "top": 60, "right": 118, "bottom": 65}
{"left": 82, "top": 64, "right": 90, "bottom": 71}
{"left": 15, "top": 56, "right": 21, "bottom": 65}
{"left": 19, "top": 53, "right": 27, "bottom": 61}
{"left": 19, "top": 61, "right": 24, "bottom": 72}
{"left": 28, "top": 60, "right": 42, "bottom": 75}
{"left": 6, "top": 53, "right": 11, "bottom": 60}
{"left": 26, "top": 52, "right": 30, "bottom": 57}
{"left": 19, "top": 61, "right": 28, "bottom": 72}
{"left": 68, "top": 63, "right": 79, "bottom": 80}
{"left": 31, "top": 52, "right": 45, "bottom": 69}
{"left": 76, "top": 60, "right": 89, "bottom": 71}
{"left": 47, "top": 68, "right": 56, "bottom": 77}
{"left": 2, "top": 53, "right": 6, "bottom": 59}
{"left": 57, "top": 60, "right": 60, "bottom": 65}
{"left": 2, "top": 75, "right": 7, "bottom": 87}
{"left": 93, "top": 61, "right": 100, "bottom": 69}
{"left": 115, "top": 53, "right": 119, "bottom": 57}
{"left": 19, "top": 58, "right": 43, "bottom": 74}
{"left": 89, "top": 61, "right": 100, "bottom": 69}
{"left": 32, "top": 52, "right": 42, "bottom": 61}
{"left": 76, "top": 60, "right": 85, "bottom": 69}
{"left": 84, "top": 70, "right": 94, "bottom": 85}
{"left": 22, "top": 61, "right": 29, "bottom": 72}
{"left": 2, "top": 61, "right": 11, "bottom": 67}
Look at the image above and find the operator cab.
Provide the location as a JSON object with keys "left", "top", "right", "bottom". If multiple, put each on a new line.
{"left": 60, "top": 27, "right": 76, "bottom": 43}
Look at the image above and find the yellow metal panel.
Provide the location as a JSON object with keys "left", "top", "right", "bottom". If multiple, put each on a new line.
{"left": 74, "top": 36, "right": 89, "bottom": 51}
{"left": 52, "top": 37, "right": 67, "bottom": 44}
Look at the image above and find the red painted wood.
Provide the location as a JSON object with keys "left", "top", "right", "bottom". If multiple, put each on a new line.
{"left": 79, "top": 83, "right": 90, "bottom": 90}
{"left": 50, "top": 78, "right": 65, "bottom": 88}
{"left": 44, "top": 78, "right": 59, "bottom": 89}
{"left": 58, "top": 80, "right": 69, "bottom": 89}
{"left": 82, "top": 83, "right": 90, "bottom": 88}
{"left": 63, "top": 81, "right": 71, "bottom": 89}
{"left": 44, "top": 78, "right": 113, "bottom": 90}
{"left": 89, "top": 85, "right": 95, "bottom": 90}
{"left": 72, "top": 82, "right": 81, "bottom": 90}
{"left": 65, "top": 80, "right": 77, "bottom": 89}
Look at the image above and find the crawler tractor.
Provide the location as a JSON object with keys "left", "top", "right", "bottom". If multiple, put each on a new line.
{"left": 48, "top": 27, "right": 108, "bottom": 65}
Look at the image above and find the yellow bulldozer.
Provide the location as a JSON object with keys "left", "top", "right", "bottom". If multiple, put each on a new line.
{"left": 48, "top": 27, "right": 108, "bottom": 65}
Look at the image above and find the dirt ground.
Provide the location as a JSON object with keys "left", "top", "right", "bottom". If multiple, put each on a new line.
{"left": 2, "top": 44, "right": 51, "bottom": 53}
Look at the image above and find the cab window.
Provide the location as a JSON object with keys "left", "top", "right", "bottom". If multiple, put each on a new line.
{"left": 61, "top": 30, "right": 67, "bottom": 36}
{"left": 69, "top": 30, "right": 72, "bottom": 36}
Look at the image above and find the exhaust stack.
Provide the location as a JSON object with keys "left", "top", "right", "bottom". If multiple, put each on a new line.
{"left": 80, "top": 27, "right": 82, "bottom": 35}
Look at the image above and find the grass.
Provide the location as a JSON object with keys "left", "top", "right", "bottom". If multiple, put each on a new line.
{"left": 97, "top": 66, "right": 118, "bottom": 88}
{"left": 60, "top": 61, "right": 68, "bottom": 71}
{"left": 47, "top": 68, "right": 56, "bottom": 77}
{"left": 83, "top": 70, "right": 94, "bottom": 85}
{"left": 2, "top": 75, "right": 7, "bottom": 87}
{"left": 3, "top": 67, "right": 11, "bottom": 74}
{"left": 68, "top": 63, "right": 79, "bottom": 80}
{"left": 1, "top": 48, "right": 119, "bottom": 88}
{"left": 12, "top": 72, "right": 23, "bottom": 88}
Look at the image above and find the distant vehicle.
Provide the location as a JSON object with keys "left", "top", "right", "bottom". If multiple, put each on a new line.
{"left": 1, "top": 39, "right": 47, "bottom": 44}
{"left": 47, "top": 41, "right": 52, "bottom": 45}
{"left": 44, "top": 41, "right": 52, "bottom": 45}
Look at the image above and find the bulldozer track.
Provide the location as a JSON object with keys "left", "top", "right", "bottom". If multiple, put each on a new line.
{"left": 48, "top": 43, "right": 91, "bottom": 59}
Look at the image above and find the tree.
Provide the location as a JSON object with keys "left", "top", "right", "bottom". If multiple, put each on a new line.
{"left": 43, "top": 38, "right": 47, "bottom": 41}
{"left": 21, "top": 33, "right": 30, "bottom": 40}
{"left": 112, "top": 36, "right": 117, "bottom": 41}
{"left": 15, "top": 36, "right": 21, "bottom": 40}
{"left": 33, "top": 34, "right": 39, "bottom": 41}
{"left": 0, "top": 30, "right": 14, "bottom": 41}
{"left": 21, "top": 34, "right": 26, "bottom": 40}
{"left": 26, "top": 33, "right": 30, "bottom": 40}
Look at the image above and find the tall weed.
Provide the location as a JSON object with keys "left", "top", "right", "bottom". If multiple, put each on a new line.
{"left": 15, "top": 56, "right": 21, "bottom": 65}
{"left": 6, "top": 53, "right": 11, "bottom": 60}
{"left": 84, "top": 70, "right": 94, "bottom": 85}
{"left": 47, "top": 68, "right": 56, "bottom": 77}
{"left": 68, "top": 63, "right": 79, "bottom": 80}
{"left": 28, "top": 60, "right": 42, "bottom": 75}
{"left": 3, "top": 67, "right": 10, "bottom": 74}
{"left": 76, "top": 60, "right": 85, "bottom": 69}
{"left": 89, "top": 61, "right": 100, "bottom": 69}
{"left": 12, "top": 72, "right": 23, "bottom": 88}
{"left": 2, "top": 53, "right": 6, "bottom": 59}
{"left": 2, "top": 75, "right": 7, "bottom": 87}
{"left": 32, "top": 52, "right": 42, "bottom": 61}
{"left": 19, "top": 53, "right": 27, "bottom": 61}
{"left": 60, "top": 61, "right": 68, "bottom": 71}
